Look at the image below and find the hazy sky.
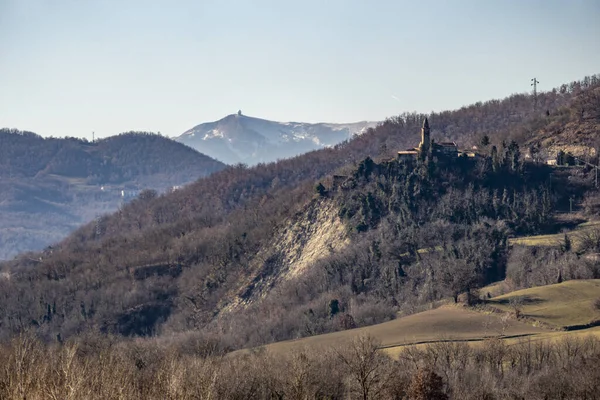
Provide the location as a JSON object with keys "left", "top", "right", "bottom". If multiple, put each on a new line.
{"left": 1, "top": 0, "right": 599, "bottom": 139}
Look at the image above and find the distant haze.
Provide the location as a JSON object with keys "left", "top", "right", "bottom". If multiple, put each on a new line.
{"left": 1, "top": 0, "right": 599, "bottom": 139}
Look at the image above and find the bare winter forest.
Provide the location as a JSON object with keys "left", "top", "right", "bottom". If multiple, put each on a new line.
{"left": 1, "top": 75, "right": 600, "bottom": 399}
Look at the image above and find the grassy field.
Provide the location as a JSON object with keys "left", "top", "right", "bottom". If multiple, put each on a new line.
{"left": 487, "top": 279, "right": 600, "bottom": 328}
{"left": 382, "top": 327, "right": 600, "bottom": 358}
{"left": 509, "top": 220, "right": 600, "bottom": 247}
{"left": 250, "top": 305, "right": 548, "bottom": 356}
{"left": 248, "top": 280, "right": 600, "bottom": 359}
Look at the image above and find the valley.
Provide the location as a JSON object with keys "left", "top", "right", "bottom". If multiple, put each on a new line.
{"left": 0, "top": 74, "right": 599, "bottom": 399}
{"left": 0, "top": 131, "right": 225, "bottom": 260}
{"left": 3, "top": 1, "right": 600, "bottom": 396}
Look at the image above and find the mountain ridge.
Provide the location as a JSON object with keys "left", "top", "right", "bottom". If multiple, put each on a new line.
{"left": 175, "top": 113, "right": 378, "bottom": 165}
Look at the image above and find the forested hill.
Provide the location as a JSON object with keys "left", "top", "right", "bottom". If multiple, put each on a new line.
{"left": 0, "top": 131, "right": 226, "bottom": 260}
{"left": 0, "top": 74, "right": 598, "bottom": 346}
{"left": 0, "top": 130, "right": 225, "bottom": 184}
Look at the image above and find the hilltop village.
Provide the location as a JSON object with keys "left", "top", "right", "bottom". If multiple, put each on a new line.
{"left": 397, "top": 118, "right": 478, "bottom": 161}
{"left": 397, "top": 118, "right": 596, "bottom": 169}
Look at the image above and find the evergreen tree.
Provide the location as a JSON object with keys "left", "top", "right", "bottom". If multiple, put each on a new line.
{"left": 480, "top": 135, "right": 490, "bottom": 147}
{"left": 491, "top": 145, "right": 500, "bottom": 172}
{"left": 557, "top": 150, "right": 565, "bottom": 166}
{"left": 315, "top": 182, "right": 327, "bottom": 197}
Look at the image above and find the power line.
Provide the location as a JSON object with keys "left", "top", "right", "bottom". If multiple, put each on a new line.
{"left": 531, "top": 78, "right": 539, "bottom": 113}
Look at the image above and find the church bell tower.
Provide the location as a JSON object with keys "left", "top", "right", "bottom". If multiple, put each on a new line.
{"left": 419, "top": 118, "right": 431, "bottom": 153}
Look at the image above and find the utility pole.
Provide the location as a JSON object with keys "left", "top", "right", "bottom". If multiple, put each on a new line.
{"left": 569, "top": 196, "right": 574, "bottom": 213}
{"left": 92, "top": 131, "right": 95, "bottom": 143}
{"left": 573, "top": 155, "right": 599, "bottom": 189}
{"left": 531, "top": 78, "right": 539, "bottom": 113}
{"left": 95, "top": 215, "right": 101, "bottom": 239}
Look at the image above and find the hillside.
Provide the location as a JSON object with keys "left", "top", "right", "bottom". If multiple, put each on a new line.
{"left": 525, "top": 86, "right": 600, "bottom": 158}
{"left": 0, "top": 130, "right": 224, "bottom": 183}
{"left": 488, "top": 279, "right": 600, "bottom": 329}
{"left": 509, "top": 220, "right": 600, "bottom": 247}
{"left": 0, "top": 74, "right": 598, "bottom": 349}
{"left": 176, "top": 112, "right": 377, "bottom": 165}
{"left": 250, "top": 305, "right": 550, "bottom": 355}
{"left": 0, "top": 131, "right": 225, "bottom": 259}
{"left": 253, "top": 280, "right": 600, "bottom": 359}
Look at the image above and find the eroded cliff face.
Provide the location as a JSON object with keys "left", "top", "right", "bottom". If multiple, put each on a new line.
{"left": 222, "top": 198, "right": 350, "bottom": 311}
{"left": 275, "top": 199, "right": 350, "bottom": 280}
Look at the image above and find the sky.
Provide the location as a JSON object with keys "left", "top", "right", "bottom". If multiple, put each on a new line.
{"left": 1, "top": 0, "right": 599, "bottom": 139}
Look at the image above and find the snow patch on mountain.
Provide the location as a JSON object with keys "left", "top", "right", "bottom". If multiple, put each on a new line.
{"left": 175, "top": 114, "right": 378, "bottom": 165}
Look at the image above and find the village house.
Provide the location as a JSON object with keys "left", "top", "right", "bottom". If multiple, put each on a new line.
{"left": 397, "top": 118, "right": 458, "bottom": 161}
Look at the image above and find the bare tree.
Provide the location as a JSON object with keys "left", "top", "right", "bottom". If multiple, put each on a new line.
{"left": 509, "top": 296, "right": 525, "bottom": 319}
{"left": 335, "top": 335, "right": 390, "bottom": 400}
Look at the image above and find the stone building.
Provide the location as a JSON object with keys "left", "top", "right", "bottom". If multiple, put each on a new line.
{"left": 398, "top": 118, "right": 458, "bottom": 160}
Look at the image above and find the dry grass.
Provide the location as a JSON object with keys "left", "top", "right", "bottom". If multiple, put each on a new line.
{"left": 509, "top": 220, "right": 600, "bottom": 247}
{"left": 502, "top": 326, "right": 600, "bottom": 345}
{"left": 252, "top": 280, "right": 600, "bottom": 361}
{"left": 383, "top": 327, "right": 600, "bottom": 358}
{"left": 479, "top": 280, "right": 512, "bottom": 297}
{"left": 488, "top": 279, "right": 600, "bottom": 328}
{"left": 384, "top": 280, "right": 600, "bottom": 358}
{"left": 510, "top": 233, "right": 569, "bottom": 247}
{"left": 250, "top": 305, "right": 548, "bottom": 356}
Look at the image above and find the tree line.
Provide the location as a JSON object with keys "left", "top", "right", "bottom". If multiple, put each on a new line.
{"left": 1, "top": 333, "right": 599, "bottom": 399}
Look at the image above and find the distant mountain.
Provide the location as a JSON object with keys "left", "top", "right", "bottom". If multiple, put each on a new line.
{"left": 0, "top": 130, "right": 226, "bottom": 259}
{"left": 175, "top": 113, "right": 378, "bottom": 165}
{"left": 1, "top": 74, "right": 599, "bottom": 348}
{"left": 0, "top": 130, "right": 224, "bottom": 183}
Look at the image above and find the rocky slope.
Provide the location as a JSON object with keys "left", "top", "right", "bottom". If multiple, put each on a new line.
{"left": 525, "top": 87, "right": 600, "bottom": 159}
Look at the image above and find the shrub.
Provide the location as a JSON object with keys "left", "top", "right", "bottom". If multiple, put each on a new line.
{"left": 593, "top": 297, "right": 600, "bottom": 311}
{"left": 407, "top": 368, "right": 448, "bottom": 400}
